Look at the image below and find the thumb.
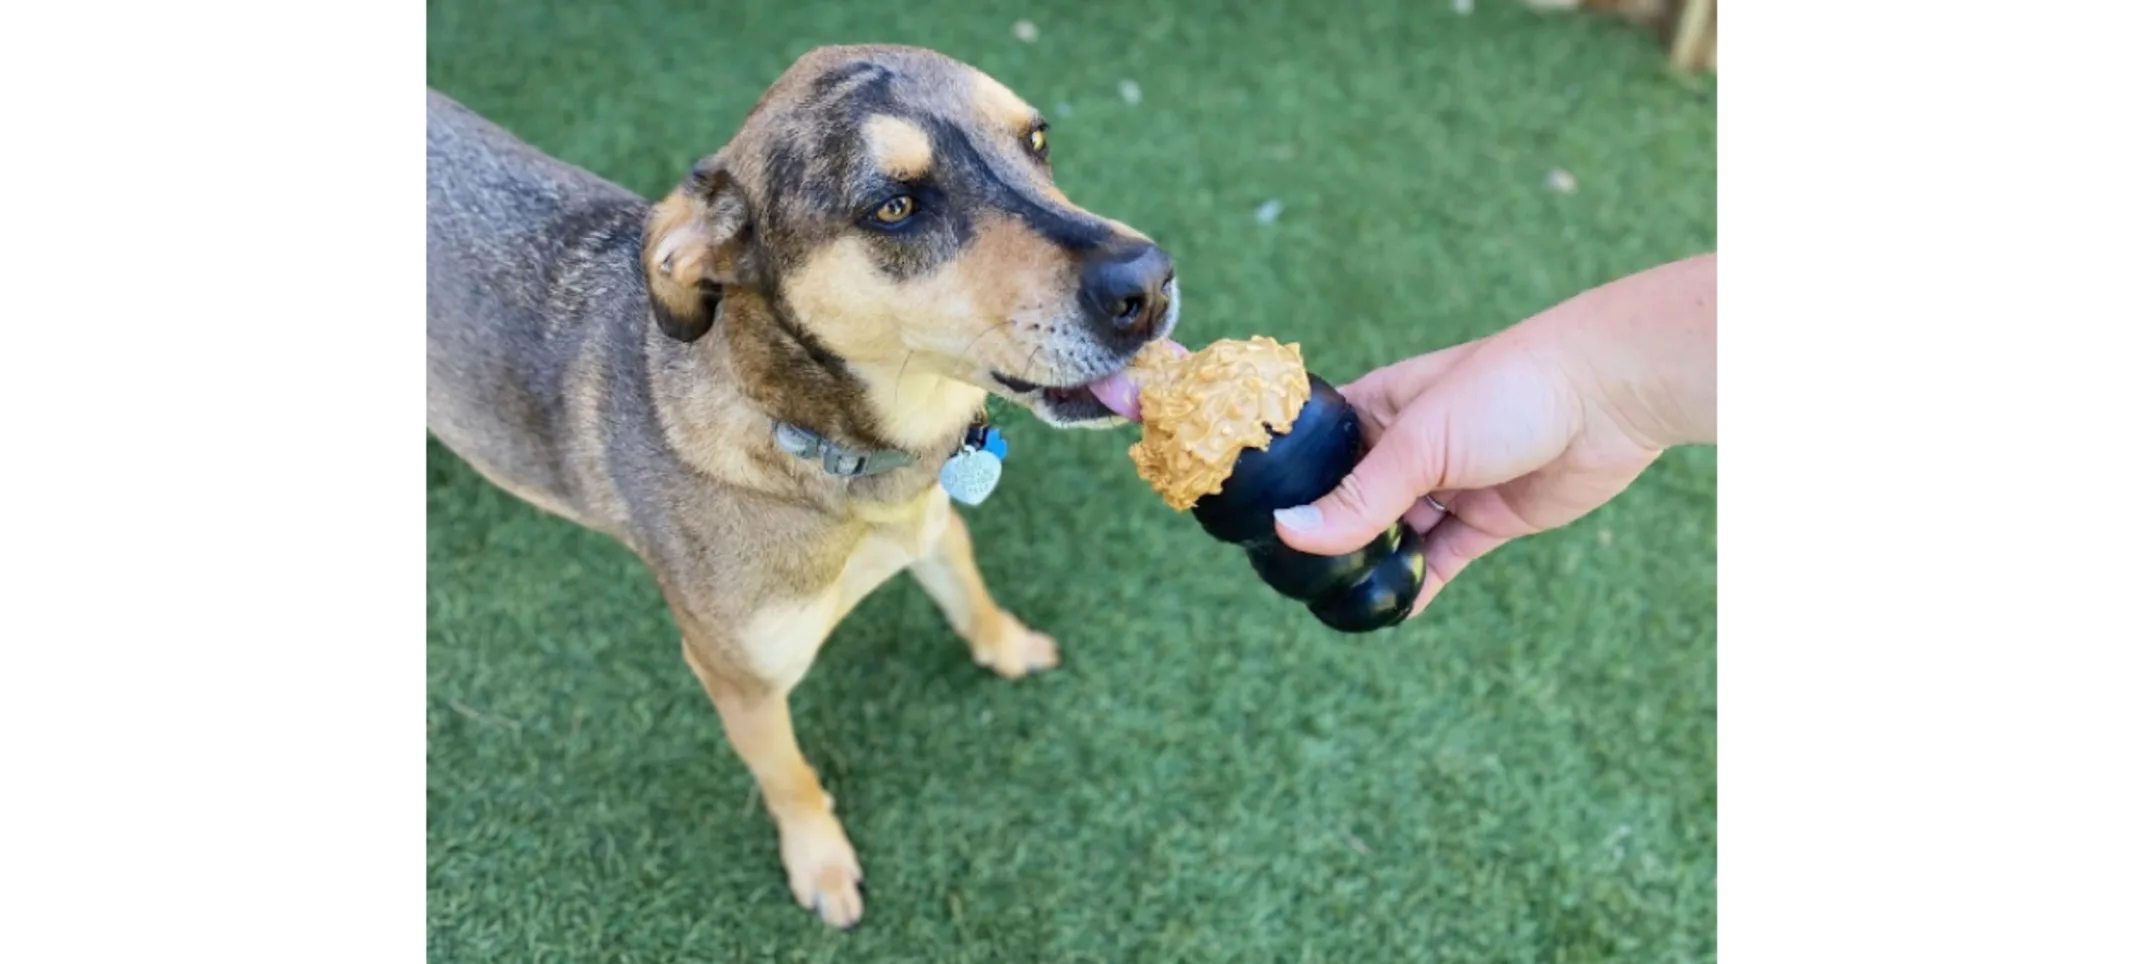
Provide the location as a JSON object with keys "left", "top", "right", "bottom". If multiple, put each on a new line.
{"left": 1273, "top": 403, "right": 1450, "bottom": 556}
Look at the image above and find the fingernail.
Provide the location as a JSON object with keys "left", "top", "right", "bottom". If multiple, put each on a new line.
{"left": 1273, "top": 505, "right": 1322, "bottom": 532}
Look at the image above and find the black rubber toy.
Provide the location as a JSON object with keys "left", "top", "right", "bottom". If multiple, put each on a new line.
{"left": 1186, "top": 374, "right": 1427, "bottom": 633}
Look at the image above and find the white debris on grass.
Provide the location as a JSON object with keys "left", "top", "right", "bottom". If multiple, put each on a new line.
{"left": 1118, "top": 79, "right": 1142, "bottom": 105}
{"left": 1013, "top": 19, "right": 1038, "bottom": 42}
{"left": 1546, "top": 167, "right": 1577, "bottom": 194}
{"left": 1054, "top": 101, "right": 1074, "bottom": 118}
{"left": 1453, "top": 0, "right": 1474, "bottom": 14}
{"left": 1254, "top": 199, "right": 1284, "bottom": 224}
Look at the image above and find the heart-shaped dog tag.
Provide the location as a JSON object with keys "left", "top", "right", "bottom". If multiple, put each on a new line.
{"left": 939, "top": 448, "right": 1003, "bottom": 506}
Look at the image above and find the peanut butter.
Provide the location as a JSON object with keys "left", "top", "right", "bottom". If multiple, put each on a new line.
{"left": 1125, "top": 336, "right": 1312, "bottom": 510}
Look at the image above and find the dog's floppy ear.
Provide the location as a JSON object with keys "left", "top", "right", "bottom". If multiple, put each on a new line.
{"left": 642, "top": 155, "right": 756, "bottom": 343}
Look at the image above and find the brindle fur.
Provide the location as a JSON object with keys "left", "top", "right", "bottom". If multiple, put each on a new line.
{"left": 427, "top": 45, "right": 1177, "bottom": 929}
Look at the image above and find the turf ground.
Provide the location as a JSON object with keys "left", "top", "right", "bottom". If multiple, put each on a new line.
{"left": 427, "top": 1, "right": 1716, "bottom": 959}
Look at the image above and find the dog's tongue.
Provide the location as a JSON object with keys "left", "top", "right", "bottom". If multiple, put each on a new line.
{"left": 1088, "top": 338, "right": 1187, "bottom": 423}
{"left": 1087, "top": 371, "right": 1144, "bottom": 422}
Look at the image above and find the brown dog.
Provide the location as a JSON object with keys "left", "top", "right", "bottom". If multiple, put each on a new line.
{"left": 426, "top": 45, "right": 1176, "bottom": 927}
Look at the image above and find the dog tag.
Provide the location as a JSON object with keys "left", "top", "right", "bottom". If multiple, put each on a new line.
{"left": 939, "top": 449, "right": 1002, "bottom": 506}
{"left": 940, "top": 425, "right": 1006, "bottom": 506}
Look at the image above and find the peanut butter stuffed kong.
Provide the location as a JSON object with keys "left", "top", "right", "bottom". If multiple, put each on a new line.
{"left": 1088, "top": 336, "right": 1428, "bottom": 633}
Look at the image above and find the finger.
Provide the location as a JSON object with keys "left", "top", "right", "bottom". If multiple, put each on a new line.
{"left": 1401, "top": 485, "right": 1471, "bottom": 534}
{"left": 1400, "top": 497, "right": 1447, "bottom": 536}
{"left": 1409, "top": 515, "right": 1510, "bottom": 616}
{"left": 1338, "top": 342, "right": 1479, "bottom": 444}
{"left": 1275, "top": 404, "right": 1450, "bottom": 556}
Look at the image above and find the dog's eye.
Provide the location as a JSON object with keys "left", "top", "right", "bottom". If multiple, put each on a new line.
{"left": 872, "top": 195, "right": 916, "bottom": 225}
{"left": 1025, "top": 126, "right": 1048, "bottom": 157}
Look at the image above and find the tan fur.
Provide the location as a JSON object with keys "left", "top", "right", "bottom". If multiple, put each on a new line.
{"left": 673, "top": 484, "right": 1046, "bottom": 928}
{"left": 863, "top": 114, "right": 933, "bottom": 180}
{"left": 784, "top": 221, "right": 1083, "bottom": 406}
{"left": 968, "top": 70, "right": 1037, "bottom": 132}
{"left": 642, "top": 162, "right": 754, "bottom": 339}
{"left": 429, "top": 45, "right": 1168, "bottom": 932}
{"left": 963, "top": 71, "right": 1069, "bottom": 205}
{"left": 643, "top": 191, "right": 712, "bottom": 320}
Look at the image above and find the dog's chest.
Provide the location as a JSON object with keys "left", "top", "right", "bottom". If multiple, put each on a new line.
{"left": 733, "top": 488, "right": 951, "bottom": 685}
{"left": 846, "top": 481, "right": 951, "bottom": 556}
{"left": 829, "top": 487, "right": 950, "bottom": 618}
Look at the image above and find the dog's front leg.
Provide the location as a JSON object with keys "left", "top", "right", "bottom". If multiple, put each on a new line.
{"left": 908, "top": 508, "right": 1059, "bottom": 679}
{"left": 679, "top": 630, "right": 863, "bottom": 929}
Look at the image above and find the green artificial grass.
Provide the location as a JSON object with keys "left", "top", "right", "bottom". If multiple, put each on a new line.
{"left": 426, "top": 1, "right": 1716, "bottom": 960}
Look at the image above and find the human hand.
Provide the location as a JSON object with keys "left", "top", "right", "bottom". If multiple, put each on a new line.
{"left": 1272, "top": 254, "right": 1715, "bottom": 613}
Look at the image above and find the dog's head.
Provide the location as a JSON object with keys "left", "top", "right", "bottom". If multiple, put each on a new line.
{"left": 642, "top": 45, "right": 1175, "bottom": 430}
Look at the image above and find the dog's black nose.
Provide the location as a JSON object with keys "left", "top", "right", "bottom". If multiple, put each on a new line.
{"left": 1080, "top": 243, "right": 1173, "bottom": 341}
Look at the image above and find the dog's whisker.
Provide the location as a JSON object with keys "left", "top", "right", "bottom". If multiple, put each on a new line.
{"left": 891, "top": 349, "right": 916, "bottom": 407}
{"left": 1017, "top": 341, "right": 1047, "bottom": 384}
{"left": 947, "top": 318, "right": 1019, "bottom": 379}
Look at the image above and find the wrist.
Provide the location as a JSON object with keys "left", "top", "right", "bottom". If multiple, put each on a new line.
{"left": 1530, "top": 255, "right": 1716, "bottom": 449}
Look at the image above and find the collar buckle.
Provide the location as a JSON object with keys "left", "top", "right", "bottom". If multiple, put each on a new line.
{"left": 773, "top": 421, "right": 914, "bottom": 478}
{"left": 822, "top": 448, "right": 869, "bottom": 477}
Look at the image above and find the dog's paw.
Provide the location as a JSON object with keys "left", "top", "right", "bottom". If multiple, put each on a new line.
{"left": 779, "top": 814, "right": 864, "bottom": 929}
{"left": 972, "top": 616, "right": 1060, "bottom": 680}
